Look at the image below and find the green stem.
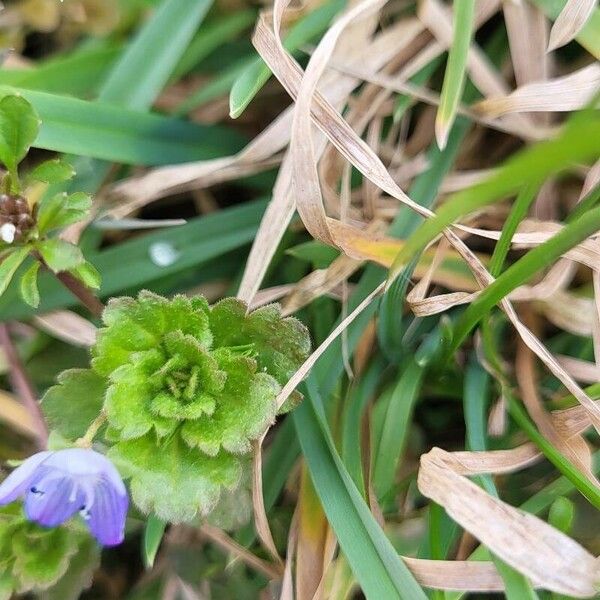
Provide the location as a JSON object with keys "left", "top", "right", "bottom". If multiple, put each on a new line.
{"left": 451, "top": 205, "right": 600, "bottom": 355}
{"left": 77, "top": 411, "right": 107, "bottom": 448}
{"left": 507, "top": 393, "right": 600, "bottom": 510}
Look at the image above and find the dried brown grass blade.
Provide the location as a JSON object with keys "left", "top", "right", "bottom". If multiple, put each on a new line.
{"left": 459, "top": 219, "right": 600, "bottom": 271}
{"left": 252, "top": 438, "right": 284, "bottom": 565}
{"left": 402, "top": 557, "right": 503, "bottom": 591}
{"left": 557, "top": 355, "right": 600, "bottom": 383}
{"left": 516, "top": 332, "right": 600, "bottom": 489}
{"left": 419, "top": 0, "right": 536, "bottom": 137}
{"left": 238, "top": 0, "right": 498, "bottom": 306}
{"left": 280, "top": 508, "right": 298, "bottom": 600}
{"left": 238, "top": 19, "right": 418, "bottom": 304}
{"left": 276, "top": 281, "right": 384, "bottom": 411}
{"left": 580, "top": 160, "right": 600, "bottom": 200}
{"left": 281, "top": 253, "right": 363, "bottom": 317}
{"left": 418, "top": 447, "right": 600, "bottom": 597}
{"left": 251, "top": 280, "right": 384, "bottom": 579}
{"left": 33, "top": 311, "right": 97, "bottom": 347}
{"left": 535, "top": 289, "right": 595, "bottom": 335}
{"left": 255, "top": 0, "right": 600, "bottom": 433}
{"left": 475, "top": 64, "right": 600, "bottom": 117}
{"left": 326, "top": 59, "right": 550, "bottom": 141}
{"left": 0, "top": 389, "right": 37, "bottom": 438}
{"left": 296, "top": 467, "right": 329, "bottom": 600}
{"left": 548, "top": 0, "right": 597, "bottom": 51}
{"left": 200, "top": 524, "right": 281, "bottom": 580}
{"left": 503, "top": 0, "right": 548, "bottom": 87}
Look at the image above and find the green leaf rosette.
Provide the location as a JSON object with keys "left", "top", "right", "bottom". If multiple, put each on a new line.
{"left": 43, "top": 291, "right": 310, "bottom": 523}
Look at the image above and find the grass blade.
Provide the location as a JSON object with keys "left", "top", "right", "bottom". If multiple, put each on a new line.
{"left": 99, "top": 0, "right": 213, "bottom": 109}
{"left": 0, "top": 87, "right": 244, "bottom": 165}
{"left": 451, "top": 205, "right": 600, "bottom": 353}
{"left": 294, "top": 377, "right": 427, "bottom": 600}
{"left": 532, "top": 0, "right": 600, "bottom": 57}
{"left": 143, "top": 516, "right": 166, "bottom": 568}
{"left": 388, "top": 110, "right": 600, "bottom": 286}
{"left": 372, "top": 360, "right": 424, "bottom": 499}
{"left": 229, "top": 0, "right": 345, "bottom": 118}
{"left": 435, "top": 0, "right": 475, "bottom": 149}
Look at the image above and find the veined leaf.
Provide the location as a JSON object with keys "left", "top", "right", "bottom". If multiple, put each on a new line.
{"left": 19, "top": 261, "right": 41, "bottom": 308}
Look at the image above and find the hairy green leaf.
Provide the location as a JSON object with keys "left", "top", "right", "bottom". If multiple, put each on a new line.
{"left": 109, "top": 433, "right": 242, "bottom": 522}
{"left": 42, "top": 369, "right": 107, "bottom": 441}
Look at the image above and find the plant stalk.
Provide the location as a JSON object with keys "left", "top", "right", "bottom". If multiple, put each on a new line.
{"left": 0, "top": 323, "right": 48, "bottom": 449}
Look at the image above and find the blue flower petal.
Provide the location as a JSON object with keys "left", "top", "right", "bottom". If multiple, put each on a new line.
{"left": 0, "top": 451, "right": 52, "bottom": 505}
{"left": 24, "top": 470, "right": 84, "bottom": 527}
{"left": 86, "top": 478, "right": 128, "bottom": 546}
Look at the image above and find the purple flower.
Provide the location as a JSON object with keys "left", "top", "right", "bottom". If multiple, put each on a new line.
{"left": 0, "top": 448, "right": 128, "bottom": 546}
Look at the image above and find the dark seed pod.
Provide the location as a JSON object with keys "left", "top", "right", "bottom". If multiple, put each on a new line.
{"left": 0, "top": 194, "right": 17, "bottom": 215}
{"left": 0, "top": 194, "right": 36, "bottom": 242}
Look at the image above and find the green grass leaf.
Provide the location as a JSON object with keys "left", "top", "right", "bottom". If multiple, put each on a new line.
{"left": 229, "top": 0, "right": 345, "bottom": 118}
{"left": 548, "top": 497, "right": 575, "bottom": 534}
{"left": 388, "top": 111, "right": 600, "bottom": 286}
{"left": 341, "top": 357, "right": 385, "bottom": 494}
{"left": 172, "top": 10, "right": 256, "bottom": 80}
{"left": 372, "top": 360, "right": 424, "bottom": 499}
{"left": 143, "top": 516, "right": 167, "bottom": 568}
{"left": 294, "top": 378, "right": 427, "bottom": 600}
{"left": 0, "top": 43, "right": 121, "bottom": 96}
{"left": 435, "top": 0, "right": 475, "bottom": 148}
{"left": 98, "top": 0, "right": 214, "bottom": 109}
{"left": 0, "top": 87, "right": 244, "bottom": 166}
{"left": 488, "top": 183, "right": 538, "bottom": 277}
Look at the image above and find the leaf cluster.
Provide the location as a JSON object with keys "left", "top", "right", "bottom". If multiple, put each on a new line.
{"left": 43, "top": 291, "right": 311, "bottom": 523}
{"left": 0, "top": 504, "right": 99, "bottom": 600}
{"left": 0, "top": 94, "right": 99, "bottom": 307}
